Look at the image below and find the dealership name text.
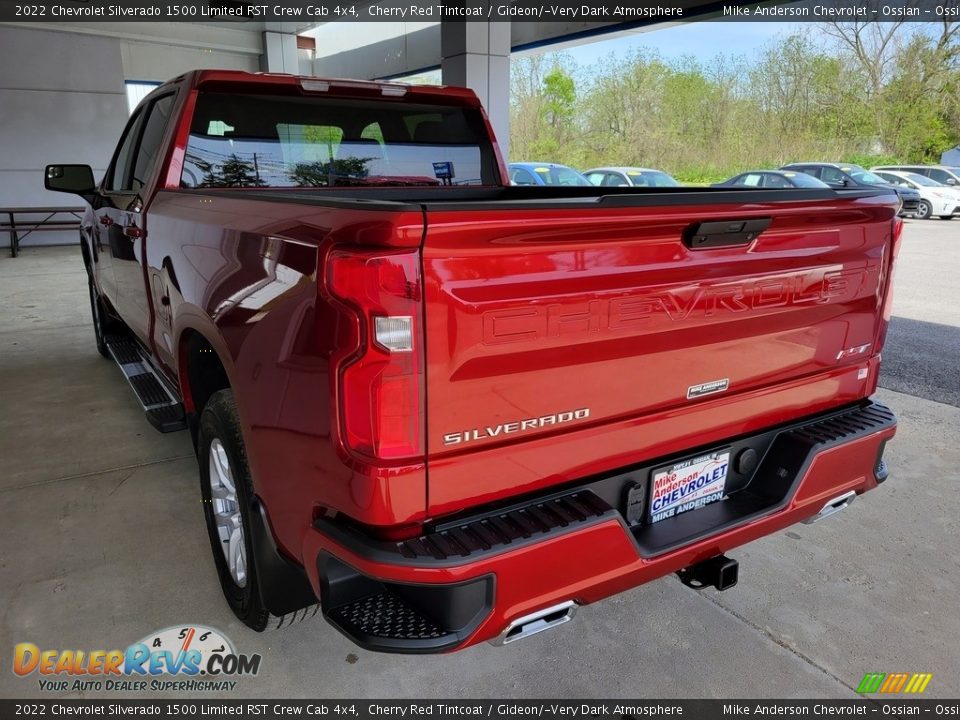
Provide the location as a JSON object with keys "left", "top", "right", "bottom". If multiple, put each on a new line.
{"left": 723, "top": 3, "right": 959, "bottom": 16}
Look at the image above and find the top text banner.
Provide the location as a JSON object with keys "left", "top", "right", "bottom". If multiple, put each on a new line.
{"left": 1, "top": 0, "right": 959, "bottom": 23}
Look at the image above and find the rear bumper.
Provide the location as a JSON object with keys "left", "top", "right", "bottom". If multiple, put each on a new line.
{"left": 303, "top": 400, "right": 896, "bottom": 653}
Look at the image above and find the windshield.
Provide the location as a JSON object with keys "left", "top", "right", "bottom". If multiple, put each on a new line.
{"left": 532, "top": 166, "right": 590, "bottom": 186}
{"left": 182, "top": 92, "right": 499, "bottom": 188}
{"left": 902, "top": 173, "right": 942, "bottom": 187}
{"left": 844, "top": 166, "right": 888, "bottom": 185}
{"left": 627, "top": 170, "right": 680, "bottom": 187}
{"left": 782, "top": 172, "right": 827, "bottom": 188}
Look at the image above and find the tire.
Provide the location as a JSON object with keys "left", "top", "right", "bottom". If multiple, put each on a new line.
{"left": 87, "top": 274, "right": 115, "bottom": 358}
{"left": 198, "top": 389, "right": 320, "bottom": 631}
{"left": 916, "top": 200, "right": 933, "bottom": 220}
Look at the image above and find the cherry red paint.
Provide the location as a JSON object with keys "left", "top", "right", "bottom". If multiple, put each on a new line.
{"left": 82, "top": 70, "right": 898, "bottom": 650}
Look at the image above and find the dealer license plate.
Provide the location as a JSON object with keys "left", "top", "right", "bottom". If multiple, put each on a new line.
{"left": 649, "top": 450, "right": 730, "bottom": 524}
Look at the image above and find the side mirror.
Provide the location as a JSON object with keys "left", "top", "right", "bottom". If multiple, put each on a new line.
{"left": 45, "top": 164, "right": 96, "bottom": 199}
{"left": 947, "top": 178, "right": 957, "bottom": 185}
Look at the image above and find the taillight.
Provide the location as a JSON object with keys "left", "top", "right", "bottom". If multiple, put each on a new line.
{"left": 325, "top": 248, "right": 424, "bottom": 462}
{"left": 875, "top": 216, "right": 903, "bottom": 355}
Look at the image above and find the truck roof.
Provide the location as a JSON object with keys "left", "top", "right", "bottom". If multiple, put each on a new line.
{"left": 149, "top": 69, "right": 480, "bottom": 106}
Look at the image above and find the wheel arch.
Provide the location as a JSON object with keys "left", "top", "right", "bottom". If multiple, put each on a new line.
{"left": 176, "top": 324, "right": 235, "bottom": 446}
{"left": 181, "top": 324, "right": 319, "bottom": 618}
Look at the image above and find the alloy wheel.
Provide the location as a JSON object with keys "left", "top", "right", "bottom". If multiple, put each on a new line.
{"left": 208, "top": 438, "right": 247, "bottom": 588}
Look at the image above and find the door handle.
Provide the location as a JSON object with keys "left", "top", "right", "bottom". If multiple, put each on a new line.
{"left": 123, "top": 226, "right": 144, "bottom": 239}
{"left": 684, "top": 218, "right": 772, "bottom": 249}
{"left": 99, "top": 216, "right": 113, "bottom": 226}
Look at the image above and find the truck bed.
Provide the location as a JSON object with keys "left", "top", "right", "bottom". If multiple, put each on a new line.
{"left": 173, "top": 183, "right": 898, "bottom": 519}
{"left": 187, "top": 183, "right": 890, "bottom": 210}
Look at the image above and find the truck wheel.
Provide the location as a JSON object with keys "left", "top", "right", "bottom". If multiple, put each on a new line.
{"left": 198, "top": 389, "right": 320, "bottom": 631}
{"left": 87, "top": 275, "right": 114, "bottom": 358}
{"left": 916, "top": 200, "right": 932, "bottom": 220}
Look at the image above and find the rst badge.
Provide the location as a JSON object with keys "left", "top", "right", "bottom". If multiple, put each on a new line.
{"left": 687, "top": 378, "right": 729, "bottom": 399}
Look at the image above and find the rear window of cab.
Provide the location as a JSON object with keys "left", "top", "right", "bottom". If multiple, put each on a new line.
{"left": 181, "top": 92, "right": 500, "bottom": 188}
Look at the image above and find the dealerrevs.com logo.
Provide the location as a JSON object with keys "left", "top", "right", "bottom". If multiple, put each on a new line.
{"left": 13, "top": 625, "right": 261, "bottom": 693}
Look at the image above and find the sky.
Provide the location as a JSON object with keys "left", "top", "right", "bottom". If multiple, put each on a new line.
{"left": 311, "top": 20, "right": 807, "bottom": 82}
{"left": 384, "top": 20, "right": 811, "bottom": 83}
{"left": 555, "top": 21, "right": 805, "bottom": 65}
{"left": 313, "top": 18, "right": 939, "bottom": 80}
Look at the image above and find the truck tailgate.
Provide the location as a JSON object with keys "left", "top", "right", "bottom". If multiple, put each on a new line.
{"left": 420, "top": 192, "right": 897, "bottom": 516}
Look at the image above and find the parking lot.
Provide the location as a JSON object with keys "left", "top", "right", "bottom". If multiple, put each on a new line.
{"left": 0, "top": 219, "right": 957, "bottom": 699}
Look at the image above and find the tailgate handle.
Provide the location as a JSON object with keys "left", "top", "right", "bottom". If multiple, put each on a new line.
{"left": 684, "top": 218, "right": 771, "bottom": 249}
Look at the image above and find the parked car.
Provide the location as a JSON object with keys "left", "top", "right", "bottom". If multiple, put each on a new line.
{"left": 873, "top": 164, "right": 960, "bottom": 187}
{"left": 43, "top": 69, "right": 898, "bottom": 654}
{"left": 782, "top": 162, "right": 921, "bottom": 216}
{"left": 584, "top": 167, "right": 681, "bottom": 187}
{"left": 872, "top": 170, "right": 960, "bottom": 220}
{"left": 509, "top": 162, "right": 591, "bottom": 186}
{"left": 713, "top": 170, "right": 830, "bottom": 189}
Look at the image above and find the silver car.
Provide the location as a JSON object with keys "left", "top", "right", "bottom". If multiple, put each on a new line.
{"left": 872, "top": 164, "right": 960, "bottom": 187}
{"left": 584, "top": 167, "right": 681, "bottom": 188}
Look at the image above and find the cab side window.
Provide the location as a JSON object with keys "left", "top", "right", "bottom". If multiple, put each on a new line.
{"left": 511, "top": 168, "right": 536, "bottom": 186}
{"left": 763, "top": 174, "right": 790, "bottom": 188}
{"left": 928, "top": 169, "right": 953, "bottom": 184}
{"left": 820, "top": 167, "right": 846, "bottom": 184}
{"left": 131, "top": 94, "right": 176, "bottom": 192}
{"left": 105, "top": 109, "right": 144, "bottom": 192}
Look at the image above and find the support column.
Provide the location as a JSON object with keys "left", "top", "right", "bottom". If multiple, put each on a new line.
{"left": 441, "top": 17, "right": 511, "bottom": 153}
{"left": 261, "top": 31, "right": 299, "bottom": 74}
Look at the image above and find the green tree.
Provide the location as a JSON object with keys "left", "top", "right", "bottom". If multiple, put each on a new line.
{"left": 287, "top": 157, "right": 371, "bottom": 186}
{"left": 220, "top": 155, "right": 264, "bottom": 187}
{"left": 510, "top": 55, "right": 582, "bottom": 164}
{"left": 509, "top": 23, "right": 960, "bottom": 181}
{"left": 193, "top": 155, "right": 264, "bottom": 188}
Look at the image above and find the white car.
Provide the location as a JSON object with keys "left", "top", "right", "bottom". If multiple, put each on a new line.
{"left": 872, "top": 169, "right": 960, "bottom": 220}
{"left": 584, "top": 167, "right": 681, "bottom": 187}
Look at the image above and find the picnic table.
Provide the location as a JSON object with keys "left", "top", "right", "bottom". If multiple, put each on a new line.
{"left": 0, "top": 206, "right": 85, "bottom": 258}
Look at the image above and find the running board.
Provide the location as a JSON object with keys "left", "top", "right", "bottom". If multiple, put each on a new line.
{"left": 105, "top": 335, "right": 187, "bottom": 433}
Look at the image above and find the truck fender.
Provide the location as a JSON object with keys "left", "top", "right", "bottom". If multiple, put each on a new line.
{"left": 174, "top": 316, "right": 318, "bottom": 615}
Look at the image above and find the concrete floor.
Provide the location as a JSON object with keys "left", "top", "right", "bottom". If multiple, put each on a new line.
{"left": 1, "top": 222, "right": 958, "bottom": 699}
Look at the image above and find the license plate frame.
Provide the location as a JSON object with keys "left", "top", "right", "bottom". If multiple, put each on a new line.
{"left": 648, "top": 448, "right": 730, "bottom": 524}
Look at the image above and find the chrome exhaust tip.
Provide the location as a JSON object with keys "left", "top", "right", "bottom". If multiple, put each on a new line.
{"left": 491, "top": 600, "right": 577, "bottom": 646}
{"left": 803, "top": 490, "right": 857, "bottom": 524}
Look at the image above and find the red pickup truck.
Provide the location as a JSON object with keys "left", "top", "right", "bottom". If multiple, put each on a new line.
{"left": 46, "top": 70, "right": 898, "bottom": 653}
